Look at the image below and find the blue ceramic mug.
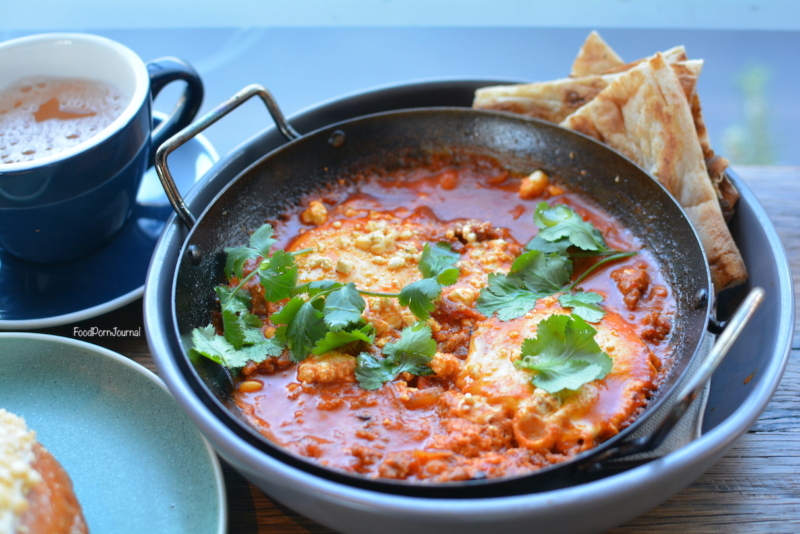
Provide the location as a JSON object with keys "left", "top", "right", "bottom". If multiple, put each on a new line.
{"left": 0, "top": 33, "right": 203, "bottom": 263}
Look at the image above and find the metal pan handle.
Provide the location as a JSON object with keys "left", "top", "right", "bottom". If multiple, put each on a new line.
{"left": 154, "top": 84, "right": 300, "bottom": 230}
{"left": 586, "top": 286, "right": 765, "bottom": 467}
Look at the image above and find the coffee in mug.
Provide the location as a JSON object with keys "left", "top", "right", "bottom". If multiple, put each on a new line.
{"left": 0, "top": 76, "right": 129, "bottom": 164}
{"left": 0, "top": 33, "right": 204, "bottom": 264}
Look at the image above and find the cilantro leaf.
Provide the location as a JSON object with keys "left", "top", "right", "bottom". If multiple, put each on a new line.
{"left": 394, "top": 351, "right": 435, "bottom": 377}
{"left": 419, "top": 243, "right": 460, "bottom": 281}
{"left": 399, "top": 278, "right": 443, "bottom": 321}
{"left": 243, "top": 325, "right": 269, "bottom": 344}
{"left": 559, "top": 291, "right": 606, "bottom": 323}
{"left": 510, "top": 250, "right": 572, "bottom": 293}
{"left": 270, "top": 296, "right": 305, "bottom": 328}
{"left": 222, "top": 224, "right": 277, "bottom": 281}
{"left": 223, "top": 246, "right": 258, "bottom": 281}
{"left": 435, "top": 268, "right": 460, "bottom": 287}
{"left": 223, "top": 223, "right": 279, "bottom": 282}
{"left": 259, "top": 249, "right": 298, "bottom": 302}
{"left": 524, "top": 234, "right": 571, "bottom": 256}
{"left": 249, "top": 223, "right": 277, "bottom": 257}
{"left": 382, "top": 322, "right": 437, "bottom": 360}
{"left": 190, "top": 325, "right": 240, "bottom": 366}
{"left": 295, "top": 280, "right": 341, "bottom": 297}
{"left": 272, "top": 297, "right": 327, "bottom": 362}
{"left": 355, "top": 322, "right": 436, "bottom": 390}
{"left": 190, "top": 325, "right": 277, "bottom": 370}
{"left": 312, "top": 322, "right": 375, "bottom": 355}
{"left": 396, "top": 243, "right": 461, "bottom": 320}
{"left": 215, "top": 286, "right": 251, "bottom": 315}
{"left": 221, "top": 309, "right": 247, "bottom": 349}
{"left": 476, "top": 273, "right": 547, "bottom": 321}
{"left": 476, "top": 250, "right": 572, "bottom": 320}
{"left": 355, "top": 350, "right": 435, "bottom": 391}
{"left": 354, "top": 353, "right": 392, "bottom": 391}
{"left": 240, "top": 337, "right": 285, "bottom": 360}
{"left": 217, "top": 280, "right": 267, "bottom": 350}
{"left": 534, "top": 202, "right": 607, "bottom": 252}
{"left": 515, "top": 314, "right": 612, "bottom": 394}
{"left": 323, "top": 282, "right": 366, "bottom": 331}
{"left": 241, "top": 311, "right": 263, "bottom": 329}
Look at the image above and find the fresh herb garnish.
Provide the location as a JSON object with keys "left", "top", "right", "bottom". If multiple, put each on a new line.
{"left": 224, "top": 223, "right": 277, "bottom": 280}
{"left": 272, "top": 282, "right": 371, "bottom": 362}
{"left": 189, "top": 285, "right": 283, "bottom": 369}
{"left": 193, "top": 201, "right": 624, "bottom": 395}
{"left": 220, "top": 224, "right": 307, "bottom": 311}
{"left": 271, "top": 297, "right": 328, "bottom": 363}
{"left": 476, "top": 250, "right": 572, "bottom": 320}
{"left": 515, "top": 314, "right": 612, "bottom": 394}
{"left": 215, "top": 285, "right": 250, "bottom": 314}
{"left": 479, "top": 202, "right": 636, "bottom": 322}
{"left": 321, "top": 282, "right": 367, "bottom": 331}
{"left": 533, "top": 202, "right": 607, "bottom": 252}
{"left": 313, "top": 322, "right": 376, "bottom": 355}
{"left": 258, "top": 249, "right": 299, "bottom": 302}
{"left": 220, "top": 307, "right": 259, "bottom": 349}
{"left": 189, "top": 324, "right": 283, "bottom": 370}
{"left": 558, "top": 291, "right": 605, "bottom": 323}
{"left": 355, "top": 322, "right": 436, "bottom": 390}
{"left": 399, "top": 243, "right": 460, "bottom": 320}
{"left": 524, "top": 234, "right": 571, "bottom": 255}
{"left": 399, "top": 278, "right": 444, "bottom": 321}
{"left": 419, "top": 242, "right": 461, "bottom": 281}
{"left": 191, "top": 222, "right": 460, "bottom": 379}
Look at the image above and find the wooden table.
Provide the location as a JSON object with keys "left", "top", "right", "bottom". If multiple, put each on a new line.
{"left": 30, "top": 166, "right": 799, "bottom": 533}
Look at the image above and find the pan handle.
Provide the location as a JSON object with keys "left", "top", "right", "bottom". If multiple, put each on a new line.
{"left": 154, "top": 84, "right": 300, "bottom": 230}
{"left": 584, "top": 286, "right": 765, "bottom": 469}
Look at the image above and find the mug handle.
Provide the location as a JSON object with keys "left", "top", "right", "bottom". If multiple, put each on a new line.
{"left": 146, "top": 57, "right": 205, "bottom": 167}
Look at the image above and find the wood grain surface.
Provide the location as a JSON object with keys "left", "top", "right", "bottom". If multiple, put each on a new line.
{"left": 29, "top": 165, "right": 800, "bottom": 533}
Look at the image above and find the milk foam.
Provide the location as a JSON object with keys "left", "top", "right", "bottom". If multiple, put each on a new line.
{"left": 0, "top": 76, "right": 129, "bottom": 165}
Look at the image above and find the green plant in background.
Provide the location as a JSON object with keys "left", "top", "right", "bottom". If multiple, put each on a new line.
{"left": 723, "top": 63, "right": 775, "bottom": 166}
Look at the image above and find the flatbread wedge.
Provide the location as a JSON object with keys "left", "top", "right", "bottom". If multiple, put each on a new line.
{"left": 560, "top": 53, "right": 747, "bottom": 291}
{"left": 473, "top": 74, "right": 616, "bottom": 124}
{"left": 571, "top": 30, "right": 687, "bottom": 77}
{"left": 568, "top": 34, "right": 738, "bottom": 218}
{"left": 474, "top": 32, "right": 738, "bottom": 222}
{"left": 570, "top": 31, "right": 625, "bottom": 77}
{"left": 592, "top": 45, "right": 687, "bottom": 75}
{"left": 473, "top": 47, "right": 692, "bottom": 125}
{"left": 690, "top": 92, "right": 739, "bottom": 220}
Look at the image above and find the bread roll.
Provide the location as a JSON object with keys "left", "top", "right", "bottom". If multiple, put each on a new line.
{"left": 0, "top": 409, "right": 88, "bottom": 534}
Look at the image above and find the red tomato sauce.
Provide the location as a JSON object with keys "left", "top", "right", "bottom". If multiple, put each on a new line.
{"left": 233, "top": 152, "right": 674, "bottom": 482}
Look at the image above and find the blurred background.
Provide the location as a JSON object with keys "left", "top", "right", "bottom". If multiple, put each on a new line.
{"left": 2, "top": 0, "right": 799, "bottom": 166}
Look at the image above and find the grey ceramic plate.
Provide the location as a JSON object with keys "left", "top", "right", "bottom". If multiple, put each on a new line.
{"left": 0, "top": 333, "right": 226, "bottom": 534}
{"left": 145, "top": 79, "right": 793, "bottom": 534}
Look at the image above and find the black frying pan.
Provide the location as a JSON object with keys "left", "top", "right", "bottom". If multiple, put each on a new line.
{"left": 154, "top": 85, "right": 762, "bottom": 498}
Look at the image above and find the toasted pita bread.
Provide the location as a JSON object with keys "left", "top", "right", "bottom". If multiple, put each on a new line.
{"left": 473, "top": 58, "right": 700, "bottom": 125}
{"left": 473, "top": 74, "right": 616, "bottom": 123}
{"left": 594, "top": 45, "right": 688, "bottom": 75}
{"left": 571, "top": 31, "right": 625, "bottom": 77}
{"left": 570, "top": 31, "right": 687, "bottom": 79}
{"left": 472, "top": 31, "right": 742, "bottom": 287}
{"left": 570, "top": 31, "right": 738, "bottom": 217}
{"left": 690, "top": 92, "right": 739, "bottom": 220}
{"left": 568, "top": 34, "right": 737, "bottom": 218}
{"left": 560, "top": 54, "right": 746, "bottom": 291}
